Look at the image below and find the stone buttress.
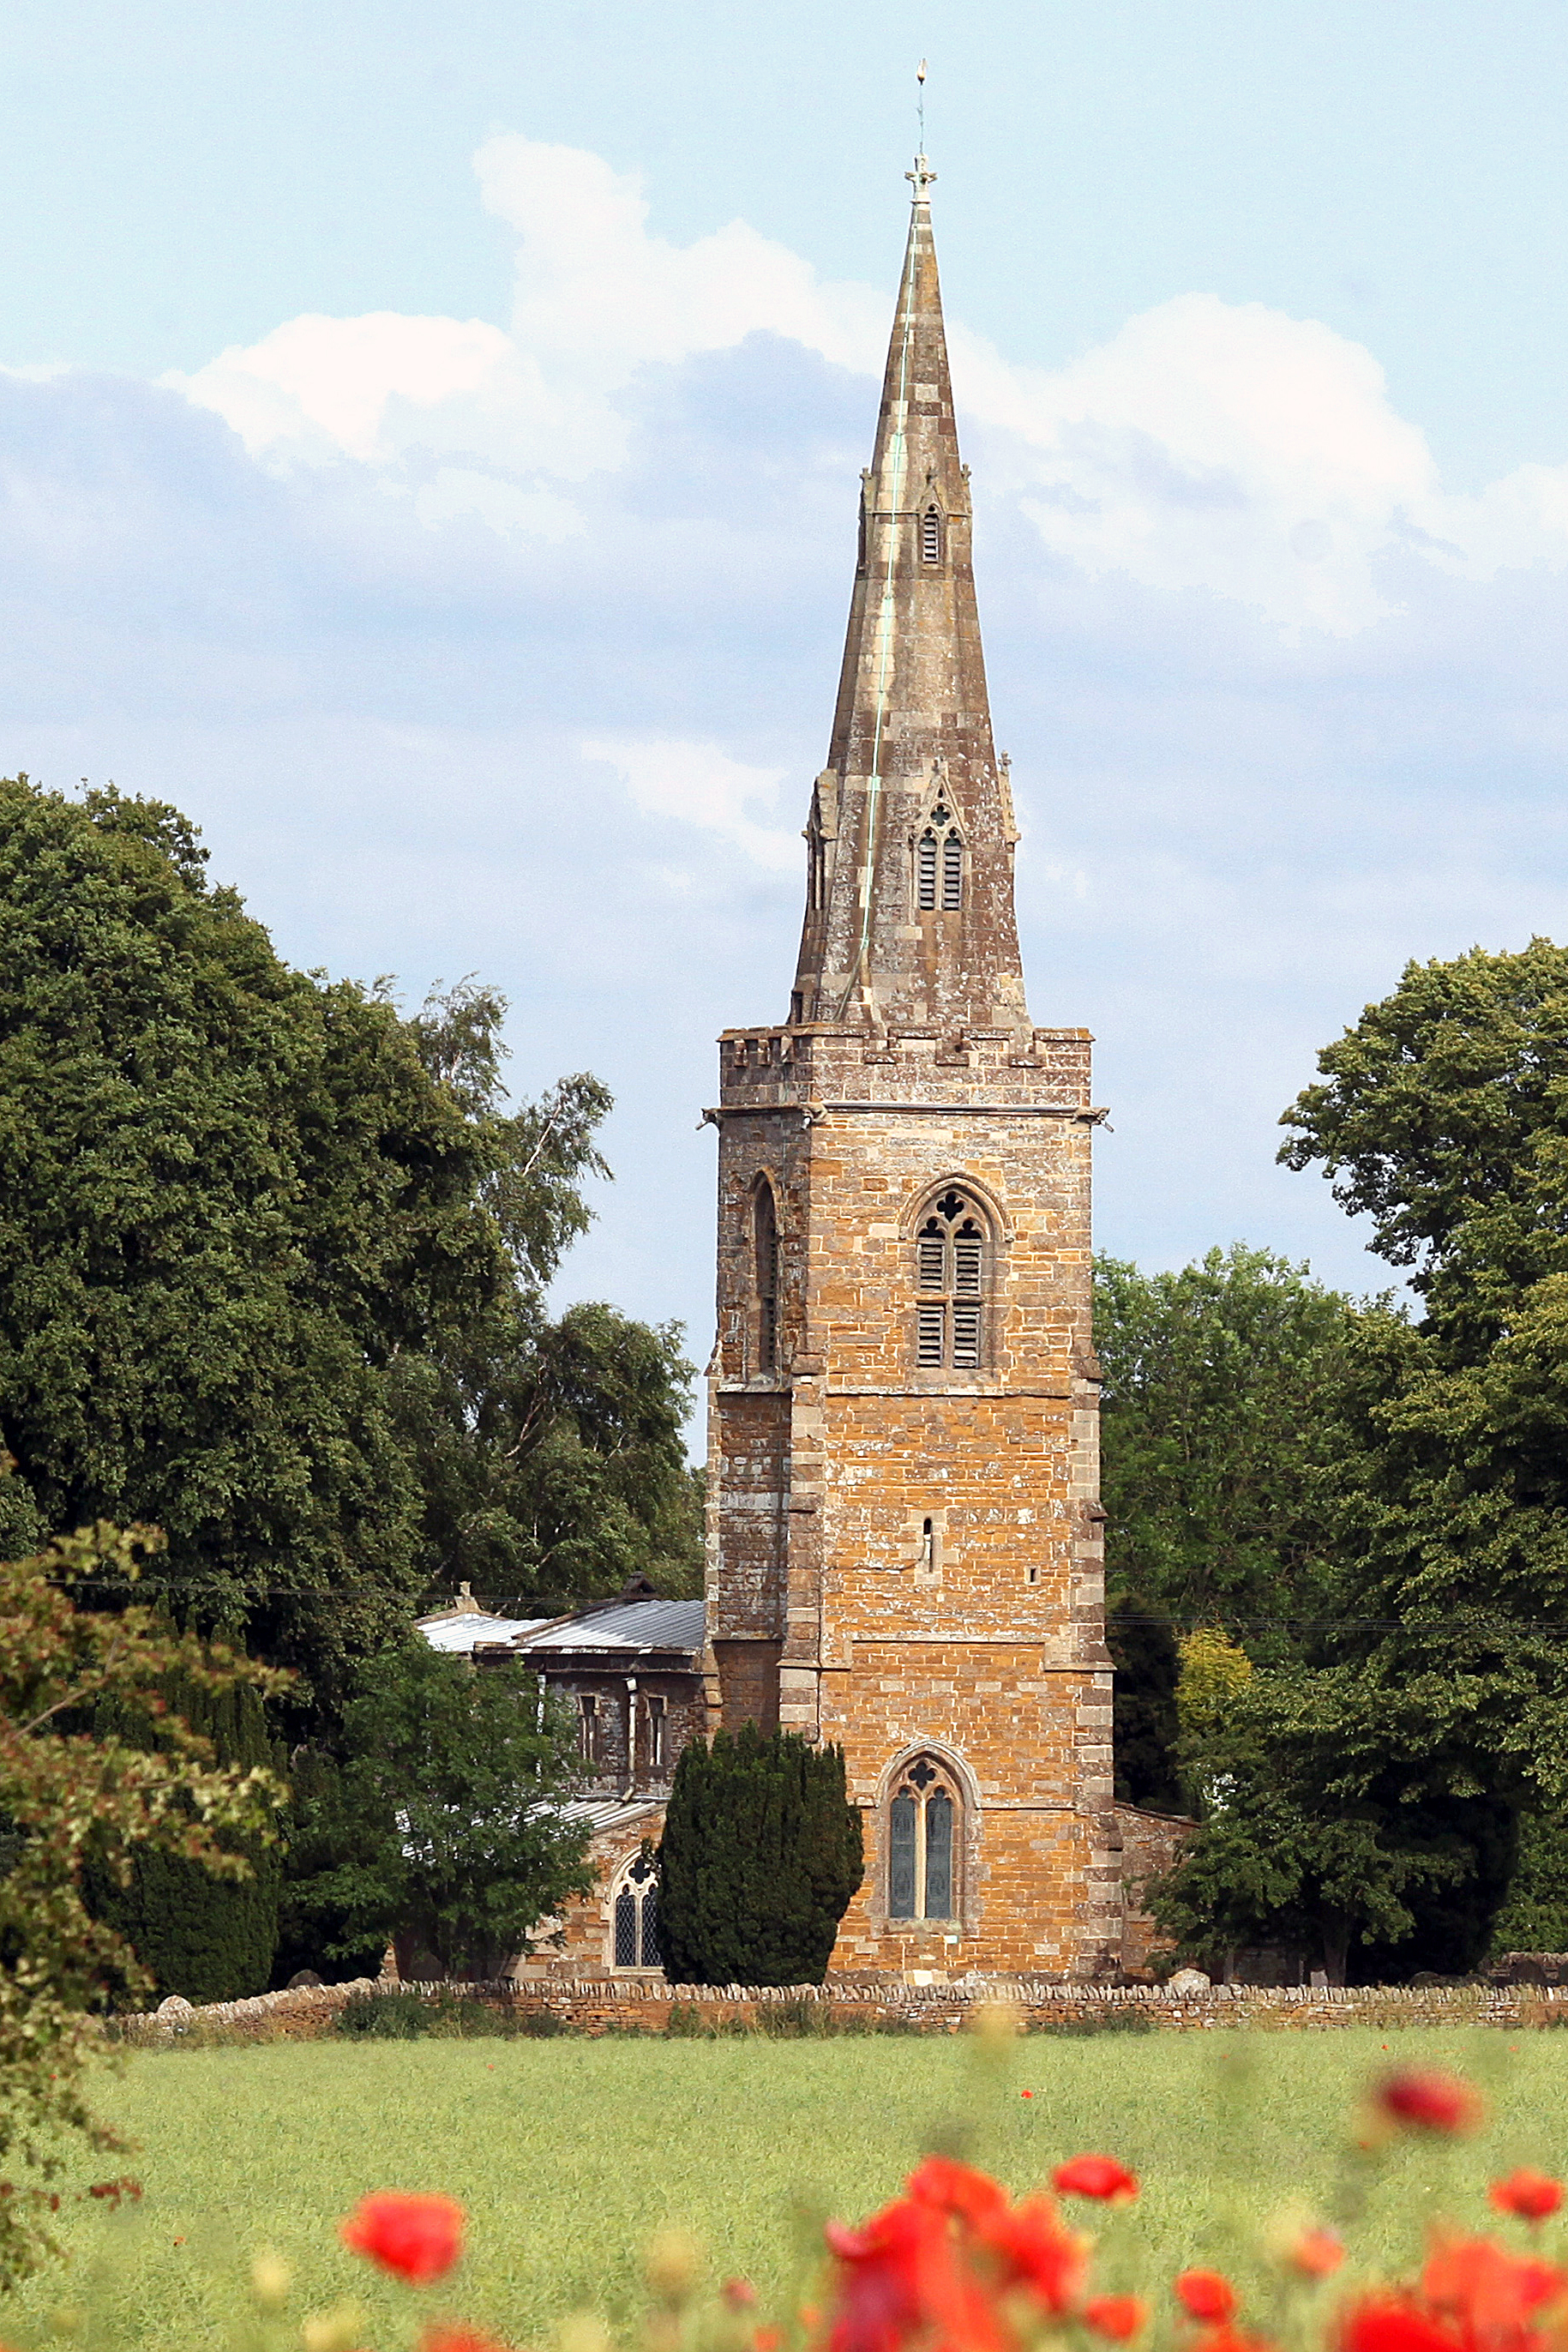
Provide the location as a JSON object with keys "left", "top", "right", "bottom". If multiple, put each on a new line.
{"left": 703, "top": 156, "right": 1119, "bottom": 1978}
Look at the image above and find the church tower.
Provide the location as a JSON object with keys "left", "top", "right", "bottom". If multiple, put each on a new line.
{"left": 704, "top": 155, "right": 1118, "bottom": 1978}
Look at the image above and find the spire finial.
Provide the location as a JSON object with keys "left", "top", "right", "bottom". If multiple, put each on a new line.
{"left": 909, "top": 60, "right": 934, "bottom": 204}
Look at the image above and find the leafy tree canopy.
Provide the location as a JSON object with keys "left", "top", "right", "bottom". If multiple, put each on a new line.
{"left": 0, "top": 778, "right": 699, "bottom": 1727}
{"left": 0, "top": 1522, "right": 283, "bottom": 2282}
{"left": 1095, "top": 1247, "right": 1361, "bottom": 1809}
{"left": 1152, "top": 942, "right": 1568, "bottom": 1977}
{"left": 282, "top": 1639, "right": 593, "bottom": 1979}
{"left": 1096, "top": 1246, "right": 1358, "bottom": 1641}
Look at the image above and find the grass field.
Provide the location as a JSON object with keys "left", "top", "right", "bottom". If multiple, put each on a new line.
{"left": 9, "top": 2028, "right": 1568, "bottom": 2350}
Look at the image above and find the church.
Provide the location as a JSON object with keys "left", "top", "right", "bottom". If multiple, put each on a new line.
{"left": 424, "top": 152, "right": 1149, "bottom": 1982}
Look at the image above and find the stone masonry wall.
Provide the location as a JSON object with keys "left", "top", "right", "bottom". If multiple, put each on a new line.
{"left": 117, "top": 1974, "right": 1568, "bottom": 2043}
{"left": 708, "top": 1022, "right": 1116, "bottom": 1979}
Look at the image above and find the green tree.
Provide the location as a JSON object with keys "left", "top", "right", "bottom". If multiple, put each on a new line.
{"left": 1096, "top": 1247, "right": 1355, "bottom": 1637}
{"left": 1278, "top": 939, "right": 1568, "bottom": 1954}
{"left": 87, "top": 1668, "right": 285, "bottom": 2003}
{"left": 1487, "top": 1808, "right": 1568, "bottom": 1956}
{"left": 0, "top": 1521, "right": 283, "bottom": 2282}
{"left": 398, "top": 1298, "right": 704, "bottom": 1608}
{"left": 1144, "top": 1652, "right": 1485, "bottom": 1982}
{"left": 1157, "top": 940, "right": 1568, "bottom": 1976}
{"left": 285, "top": 1639, "right": 593, "bottom": 1978}
{"left": 272, "top": 1745, "right": 388, "bottom": 1985}
{"left": 0, "top": 779, "right": 698, "bottom": 1725}
{"left": 1094, "top": 1247, "right": 1360, "bottom": 1806}
{"left": 658, "top": 1724, "right": 863, "bottom": 1986}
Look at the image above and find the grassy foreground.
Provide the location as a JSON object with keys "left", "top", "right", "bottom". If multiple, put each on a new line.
{"left": 9, "top": 2028, "right": 1568, "bottom": 2349}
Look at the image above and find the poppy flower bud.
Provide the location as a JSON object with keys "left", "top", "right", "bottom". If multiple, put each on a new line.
{"left": 643, "top": 2228, "right": 703, "bottom": 2306}
{"left": 250, "top": 2251, "right": 292, "bottom": 2309}
{"left": 1286, "top": 2229, "right": 1344, "bottom": 2280}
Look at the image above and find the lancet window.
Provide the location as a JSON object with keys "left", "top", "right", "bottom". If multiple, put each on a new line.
{"left": 887, "top": 1756, "right": 961, "bottom": 1922}
{"left": 915, "top": 1188, "right": 987, "bottom": 1371}
{"left": 915, "top": 801, "right": 964, "bottom": 911}
{"left": 754, "top": 1180, "right": 779, "bottom": 1373}
{"left": 921, "top": 505, "right": 942, "bottom": 563}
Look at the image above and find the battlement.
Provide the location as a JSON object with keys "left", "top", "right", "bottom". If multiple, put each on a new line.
{"left": 715, "top": 1022, "right": 1096, "bottom": 1114}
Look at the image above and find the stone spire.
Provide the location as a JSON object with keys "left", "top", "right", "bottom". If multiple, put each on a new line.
{"left": 790, "top": 154, "right": 1028, "bottom": 1038}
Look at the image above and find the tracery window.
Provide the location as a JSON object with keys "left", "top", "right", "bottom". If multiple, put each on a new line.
{"left": 611, "top": 1848, "right": 661, "bottom": 1969}
{"left": 754, "top": 1181, "right": 779, "bottom": 1373}
{"left": 915, "top": 1188, "right": 986, "bottom": 1370}
{"left": 914, "top": 801, "right": 963, "bottom": 911}
{"left": 887, "top": 1756, "right": 960, "bottom": 1922}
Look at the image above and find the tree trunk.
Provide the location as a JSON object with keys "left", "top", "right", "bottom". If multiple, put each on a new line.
{"left": 1321, "top": 1919, "right": 1349, "bottom": 1987}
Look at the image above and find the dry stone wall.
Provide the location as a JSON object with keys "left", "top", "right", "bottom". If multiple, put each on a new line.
{"left": 115, "top": 1974, "right": 1568, "bottom": 2042}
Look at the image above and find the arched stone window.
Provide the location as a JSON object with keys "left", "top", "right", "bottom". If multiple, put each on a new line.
{"left": 887, "top": 1755, "right": 961, "bottom": 1922}
{"left": 915, "top": 1187, "right": 986, "bottom": 1370}
{"left": 921, "top": 505, "right": 943, "bottom": 563}
{"left": 754, "top": 1180, "right": 779, "bottom": 1372}
{"left": 610, "top": 1848, "right": 661, "bottom": 1970}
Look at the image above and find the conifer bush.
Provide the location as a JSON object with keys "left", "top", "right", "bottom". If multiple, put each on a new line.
{"left": 657, "top": 1723, "right": 863, "bottom": 1984}
{"left": 87, "top": 1671, "right": 285, "bottom": 2004}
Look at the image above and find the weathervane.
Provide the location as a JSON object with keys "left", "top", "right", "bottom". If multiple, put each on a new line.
{"left": 908, "top": 60, "right": 936, "bottom": 202}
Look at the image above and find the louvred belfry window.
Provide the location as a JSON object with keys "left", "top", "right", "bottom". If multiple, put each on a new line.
{"left": 887, "top": 1756, "right": 960, "bottom": 1922}
{"left": 915, "top": 1188, "right": 986, "bottom": 1371}
{"left": 915, "top": 801, "right": 963, "bottom": 911}
{"left": 921, "top": 506, "right": 942, "bottom": 563}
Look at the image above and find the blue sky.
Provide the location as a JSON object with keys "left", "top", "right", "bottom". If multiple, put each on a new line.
{"left": 7, "top": 2, "right": 1568, "bottom": 1417}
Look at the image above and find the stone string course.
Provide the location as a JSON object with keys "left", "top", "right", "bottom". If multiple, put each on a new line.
{"left": 117, "top": 1974, "right": 1568, "bottom": 2041}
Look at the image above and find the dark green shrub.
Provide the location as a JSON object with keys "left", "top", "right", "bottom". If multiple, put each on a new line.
{"left": 336, "top": 1991, "right": 431, "bottom": 2039}
{"left": 87, "top": 1670, "right": 284, "bottom": 2005}
{"left": 658, "top": 1724, "right": 863, "bottom": 1985}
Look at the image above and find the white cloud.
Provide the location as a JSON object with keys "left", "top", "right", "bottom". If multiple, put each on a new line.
{"left": 477, "top": 135, "right": 884, "bottom": 381}
{"left": 155, "top": 134, "right": 1568, "bottom": 634}
{"left": 583, "top": 737, "right": 798, "bottom": 870}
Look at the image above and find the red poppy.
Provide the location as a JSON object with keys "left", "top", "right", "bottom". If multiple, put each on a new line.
{"left": 1490, "top": 2174, "right": 1566, "bottom": 2223}
{"left": 340, "top": 2193, "right": 466, "bottom": 2283}
{"left": 983, "top": 2193, "right": 1087, "bottom": 2313}
{"left": 1421, "top": 2231, "right": 1564, "bottom": 2327}
{"left": 1287, "top": 2229, "right": 1345, "bottom": 2280}
{"left": 1086, "top": 2296, "right": 1150, "bottom": 2342}
{"left": 1053, "top": 2156, "right": 1140, "bottom": 2204}
{"left": 822, "top": 2159, "right": 1087, "bottom": 2352}
{"left": 1342, "top": 2291, "right": 1472, "bottom": 2352}
{"left": 1021, "top": 2090, "right": 1035, "bottom": 2100}
{"left": 1176, "top": 2272, "right": 1239, "bottom": 2323}
{"left": 1375, "top": 2070, "right": 1483, "bottom": 2136}
{"left": 724, "top": 2281, "right": 760, "bottom": 2311}
{"left": 906, "top": 2156, "right": 1011, "bottom": 2227}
